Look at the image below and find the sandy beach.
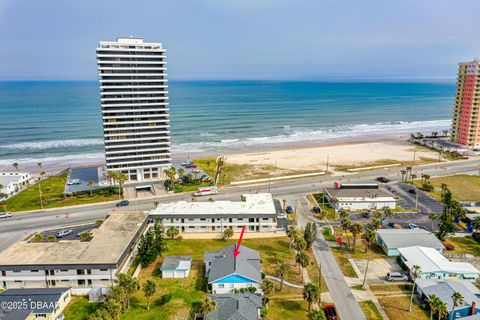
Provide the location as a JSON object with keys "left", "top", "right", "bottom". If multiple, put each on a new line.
{"left": 224, "top": 140, "right": 441, "bottom": 175}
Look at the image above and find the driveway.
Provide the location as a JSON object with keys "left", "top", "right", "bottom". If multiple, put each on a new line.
{"left": 353, "top": 257, "right": 404, "bottom": 284}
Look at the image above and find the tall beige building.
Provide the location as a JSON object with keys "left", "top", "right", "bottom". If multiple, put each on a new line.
{"left": 97, "top": 37, "right": 171, "bottom": 182}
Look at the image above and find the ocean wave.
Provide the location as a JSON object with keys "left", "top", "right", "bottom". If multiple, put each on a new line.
{"left": 0, "top": 152, "right": 105, "bottom": 166}
{"left": 0, "top": 139, "right": 104, "bottom": 150}
{"left": 172, "top": 119, "right": 451, "bottom": 153}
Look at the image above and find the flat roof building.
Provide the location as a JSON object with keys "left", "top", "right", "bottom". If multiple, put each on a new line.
{"left": 160, "top": 256, "right": 192, "bottom": 278}
{"left": 324, "top": 183, "right": 396, "bottom": 211}
{"left": 97, "top": 37, "right": 171, "bottom": 182}
{"left": 398, "top": 246, "right": 480, "bottom": 281}
{"left": 0, "top": 211, "right": 149, "bottom": 289}
{"left": 150, "top": 193, "right": 278, "bottom": 233}
{"left": 376, "top": 229, "right": 445, "bottom": 256}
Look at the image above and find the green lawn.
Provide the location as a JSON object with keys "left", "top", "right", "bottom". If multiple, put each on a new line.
{"left": 63, "top": 296, "right": 102, "bottom": 320}
{"left": 64, "top": 237, "right": 327, "bottom": 319}
{"left": 0, "top": 173, "right": 120, "bottom": 212}
{"left": 414, "top": 174, "right": 480, "bottom": 201}
{"left": 331, "top": 247, "right": 358, "bottom": 278}
{"left": 312, "top": 193, "right": 337, "bottom": 220}
{"left": 378, "top": 295, "right": 428, "bottom": 320}
{"left": 174, "top": 181, "right": 211, "bottom": 193}
{"left": 359, "top": 301, "right": 382, "bottom": 320}
{"left": 444, "top": 236, "right": 480, "bottom": 256}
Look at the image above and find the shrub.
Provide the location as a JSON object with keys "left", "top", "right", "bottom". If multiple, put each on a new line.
{"left": 158, "top": 293, "right": 173, "bottom": 305}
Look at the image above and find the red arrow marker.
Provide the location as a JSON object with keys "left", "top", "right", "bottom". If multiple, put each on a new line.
{"left": 233, "top": 225, "right": 246, "bottom": 257}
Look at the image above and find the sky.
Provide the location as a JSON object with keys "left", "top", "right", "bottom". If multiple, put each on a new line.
{"left": 0, "top": 0, "right": 479, "bottom": 81}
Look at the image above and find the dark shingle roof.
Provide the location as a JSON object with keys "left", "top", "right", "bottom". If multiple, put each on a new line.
{"left": 207, "top": 293, "right": 262, "bottom": 320}
{"left": 0, "top": 288, "right": 70, "bottom": 320}
{"left": 204, "top": 244, "right": 261, "bottom": 284}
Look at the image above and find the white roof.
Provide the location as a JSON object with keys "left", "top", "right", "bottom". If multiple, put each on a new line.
{"left": 0, "top": 172, "right": 30, "bottom": 185}
{"left": 398, "top": 246, "right": 480, "bottom": 275}
{"left": 151, "top": 193, "right": 276, "bottom": 216}
{"left": 376, "top": 229, "right": 444, "bottom": 250}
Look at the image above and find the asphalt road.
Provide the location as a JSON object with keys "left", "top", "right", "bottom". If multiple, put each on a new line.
{"left": 0, "top": 158, "right": 479, "bottom": 253}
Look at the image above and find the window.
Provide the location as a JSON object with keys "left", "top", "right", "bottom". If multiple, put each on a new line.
{"left": 229, "top": 284, "right": 234, "bottom": 288}
{"left": 218, "top": 284, "right": 224, "bottom": 289}
{"left": 101, "top": 279, "right": 110, "bottom": 281}
{"left": 60, "top": 270, "right": 68, "bottom": 272}
{"left": 100, "top": 269, "right": 108, "bottom": 272}
{"left": 31, "top": 270, "right": 39, "bottom": 272}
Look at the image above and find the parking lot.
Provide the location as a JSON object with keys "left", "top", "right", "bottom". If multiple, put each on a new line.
{"left": 64, "top": 166, "right": 103, "bottom": 193}
{"left": 387, "top": 183, "right": 444, "bottom": 213}
{"left": 171, "top": 159, "right": 211, "bottom": 181}
{"left": 38, "top": 223, "right": 98, "bottom": 241}
{"left": 354, "top": 257, "right": 405, "bottom": 284}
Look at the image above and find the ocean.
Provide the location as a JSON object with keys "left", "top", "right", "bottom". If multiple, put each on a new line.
{"left": 0, "top": 80, "right": 455, "bottom": 167}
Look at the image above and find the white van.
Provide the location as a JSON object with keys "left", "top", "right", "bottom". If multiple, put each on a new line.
{"left": 193, "top": 186, "right": 218, "bottom": 197}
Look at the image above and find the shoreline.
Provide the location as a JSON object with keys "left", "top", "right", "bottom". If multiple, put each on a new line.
{"left": 0, "top": 133, "right": 422, "bottom": 175}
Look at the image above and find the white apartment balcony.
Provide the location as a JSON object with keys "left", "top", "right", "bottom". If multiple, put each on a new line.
{"left": 105, "top": 141, "right": 170, "bottom": 149}
{"left": 104, "top": 124, "right": 170, "bottom": 131}
{"left": 102, "top": 113, "right": 170, "bottom": 120}
{"left": 100, "top": 84, "right": 168, "bottom": 90}
{"left": 105, "top": 136, "right": 171, "bottom": 143}
{"left": 106, "top": 152, "right": 171, "bottom": 161}
{"left": 99, "top": 78, "right": 168, "bottom": 83}
{"left": 108, "top": 162, "right": 172, "bottom": 171}
{"left": 100, "top": 90, "right": 168, "bottom": 96}
{"left": 98, "top": 66, "right": 167, "bottom": 71}
{"left": 105, "top": 146, "right": 170, "bottom": 155}
{"left": 98, "top": 72, "right": 167, "bottom": 77}
{"left": 102, "top": 109, "right": 169, "bottom": 115}
{"left": 97, "top": 60, "right": 167, "bottom": 65}
{"left": 97, "top": 54, "right": 165, "bottom": 60}
{"left": 104, "top": 130, "right": 170, "bottom": 138}
{"left": 101, "top": 96, "right": 169, "bottom": 102}
{"left": 104, "top": 119, "right": 169, "bottom": 125}
{"left": 96, "top": 47, "right": 166, "bottom": 53}
{"left": 107, "top": 157, "right": 172, "bottom": 166}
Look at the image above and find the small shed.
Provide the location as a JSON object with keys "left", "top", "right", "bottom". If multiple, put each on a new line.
{"left": 160, "top": 256, "right": 192, "bottom": 278}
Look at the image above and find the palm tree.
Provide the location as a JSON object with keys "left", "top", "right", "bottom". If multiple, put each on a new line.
{"left": 411, "top": 173, "right": 417, "bottom": 183}
{"left": 87, "top": 180, "right": 94, "bottom": 196}
{"left": 400, "top": 169, "right": 406, "bottom": 182}
{"left": 362, "top": 227, "right": 376, "bottom": 289}
{"left": 260, "top": 279, "right": 274, "bottom": 307}
{"left": 426, "top": 294, "right": 440, "bottom": 320}
{"left": 153, "top": 201, "right": 159, "bottom": 208}
{"left": 142, "top": 279, "right": 157, "bottom": 311}
{"left": 277, "top": 261, "right": 290, "bottom": 291}
{"left": 107, "top": 170, "right": 116, "bottom": 188}
{"left": 429, "top": 213, "right": 438, "bottom": 231}
{"left": 338, "top": 208, "right": 349, "bottom": 219}
{"left": 303, "top": 283, "right": 320, "bottom": 312}
{"left": 437, "top": 301, "right": 448, "bottom": 320}
{"left": 408, "top": 264, "right": 422, "bottom": 312}
{"left": 12, "top": 162, "right": 19, "bottom": 171}
{"left": 383, "top": 208, "right": 393, "bottom": 221}
{"left": 307, "top": 309, "right": 324, "bottom": 320}
{"left": 472, "top": 216, "right": 480, "bottom": 233}
{"left": 450, "top": 291, "right": 464, "bottom": 320}
{"left": 296, "top": 250, "right": 310, "bottom": 283}
{"left": 350, "top": 223, "right": 363, "bottom": 253}
{"left": 117, "top": 172, "right": 127, "bottom": 199}
{"left": 330, "top": 197, "right": 339, "bottom": 210}
{"left": 38, "top": 171, "right": 46, "bottom": 209}
{"left": 287, "top": 226, "right": 300, "bottom": 252}
{"left": 340, "top": 218, "right": 352, "bottom": 248}
{"left": 214, "top": 156, "right": 225, "bottom": 185}
{"left": 115, "top": 273, "right": 139, "bottom": 309}
{"left": 166, "top": 226, "right": 179, "bottom": 240}
{"left": 200, "top": 297, "right": 216, "bottom": 317}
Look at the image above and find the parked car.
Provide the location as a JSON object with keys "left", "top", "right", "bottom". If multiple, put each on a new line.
{"left": 56, "top": 229, "right": 73, "bottom": 238}
{"left": 192, "top": 169, "right": 202, "bottom": 174}
{"left": 361, "top": 211, "right": 370, "bottom": 218}
{"left": 116, "top": 200, "right": 130, "bottom": 207}
{"left": 313, "top": 206, "right": 321, "bottom": 213}
{"left": 386, "top": 272, "right": 408, "bottom": 282}
{"left": 323, "top": 304, "right": 338, "bottom": 320}
{"left": 67, "top": 178, "right": 81, "bottom": 185}
{"left": 193, "top": 186, "right": 218, "bottom": 197}
{"left": 185, "top": 164, "right": 197, "bottom": 169}
{"left": 285, "top": 206, "right": 293, "bottom": 214}
{"left": 388, "top": 222, "right": 402, "bottom": 229}
{"left": 376, "top": 177, "right": 390, "bottom": 183}
{"left": 407, "top": 223, "right": 419, "bottom": 229}
{"left": 181, "top": 161, "right": 193, "bottom": 166}
{"left": 408, "top": 188, "right": 417, "bottom": 194}
{"left": 0, "top": 212, "right": 12, "bottom": 219}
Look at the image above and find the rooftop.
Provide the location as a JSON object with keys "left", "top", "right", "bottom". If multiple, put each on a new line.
{"left": 0, "top": 211, "right": 148, "bottom": 268}
{"left": 398, "top": 246, "right": 480, "bottom": 275}
{"left": 207, "top": 293, "right": 262, "bottom": 320}
{"left": 151, "top": 193, "right": 276, "bottom": 217}
{"left": 0, "top": 172, "right": 30, "bottom": 185}
{"left": 0, "top": 288, "right": 70, "bottom": 319}
{"left": 160, "top": 256, "right": 192, "bottom": 271}
{"left": 417, "top": 279, "right": 480, "bottom": 310}
{"left": 376, "top": 229, "right": 444, "bottom": 250}
{"left": 325, "top": 185, "right": 394, "bottom": 200}
{"left": 204, "top": 244, "right": 262, "bottom": 284}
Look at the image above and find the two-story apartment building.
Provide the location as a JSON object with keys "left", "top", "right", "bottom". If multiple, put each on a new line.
{"left": 0, "top": 211, "right": 149, "bottom": 290}
{"left": 150, "top": 193, "right": 278, "bottom": 234}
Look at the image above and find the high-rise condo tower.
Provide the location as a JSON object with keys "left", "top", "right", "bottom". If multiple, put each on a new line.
{"left": 96, "top": 37, "right": 171, "bottom": 182}
{"left": 451, "top": 59, "right": 480, "bottom": 149}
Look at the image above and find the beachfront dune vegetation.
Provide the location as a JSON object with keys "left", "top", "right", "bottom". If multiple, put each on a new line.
{"left": 0, "top": 172, "right": 121, "bottom": 212}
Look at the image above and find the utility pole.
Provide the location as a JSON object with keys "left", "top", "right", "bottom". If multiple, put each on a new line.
{"left": 268, "top": 172, "right": 271, "bottom": 193}
{"left": 326, "top": 155, "right": 329, "bottom": 172}
{"left": 362, "top": 245, "right": 371, "bottom": 289}
{"left": 415, "top": 186, "right": 419, "bottom": 211}
{"left": 318, "top": 263, "right": 322, "bottom": 304}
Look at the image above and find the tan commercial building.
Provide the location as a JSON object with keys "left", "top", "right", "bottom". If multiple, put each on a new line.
{"left": 0, "top": 211, "right": 148, "bottom": 289}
